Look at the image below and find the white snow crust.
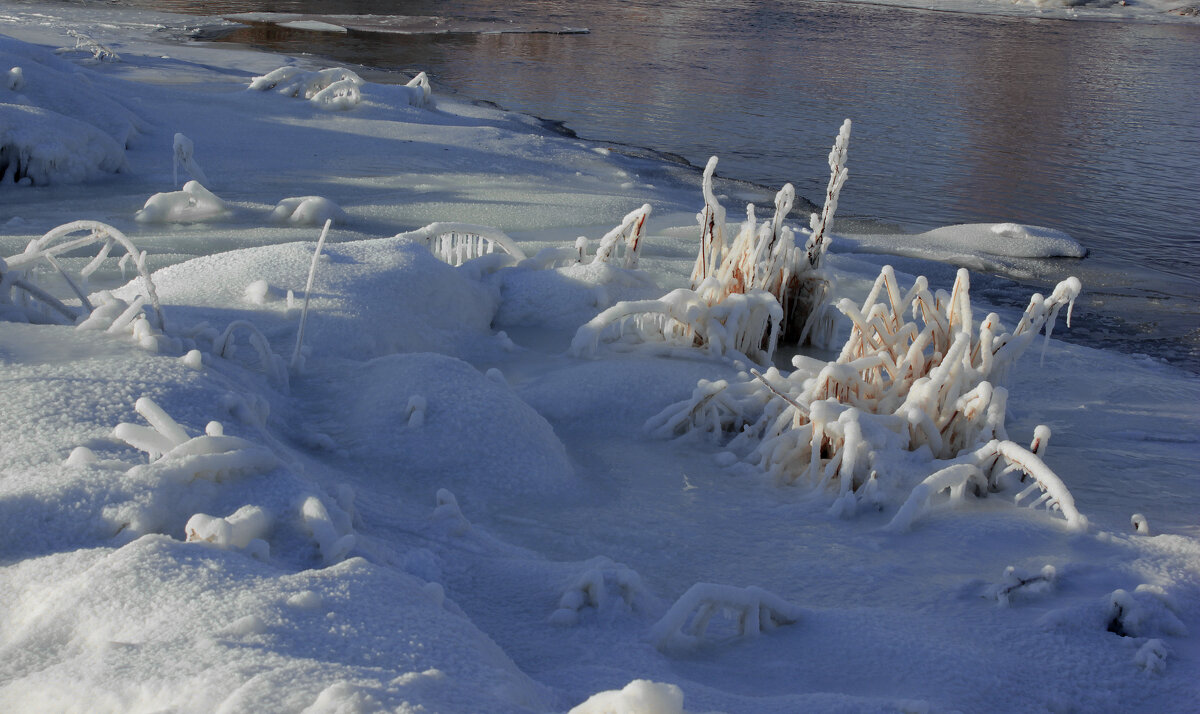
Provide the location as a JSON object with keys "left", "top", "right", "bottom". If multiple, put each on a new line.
{"left": 0, "top": 7, "right": 1198, "bottom": 714}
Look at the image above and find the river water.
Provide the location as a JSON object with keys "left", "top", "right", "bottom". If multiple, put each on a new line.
{"left": 111, "top": 0, "right": 1200, "bottom": 370}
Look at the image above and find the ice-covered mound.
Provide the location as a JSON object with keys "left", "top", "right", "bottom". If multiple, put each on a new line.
{"left": 116, "top": 236, "right": 499, "bottom": 362}
{"left": 328, "top": 352, "right": 575, "bottom": 504}
{"left": 841, "top": 222, "right": 1086, "bottom": 264}
{"left": 226, "top": 12, "right": 588, "bottom": 36}
{"left": 0, "top": 35, "right": 140, "bottom": 185}
{"left": 0, "top": 538, "right": 545, "bottom": 712}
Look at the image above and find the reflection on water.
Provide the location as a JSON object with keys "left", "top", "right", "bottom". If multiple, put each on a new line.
{"left": 114, "top": 0, "right": 1200, "bottom": 368}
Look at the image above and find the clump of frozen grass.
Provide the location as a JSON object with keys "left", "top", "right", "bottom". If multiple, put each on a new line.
{"left": 649, "top": 582, "right": 801, "bottom": 653}
{"left": 649, "top": 265, "right": 1086, "bottom": 530}
{"left": 136, "top": 180, "right": 229, "bottom": 223}
{"left": 1, "top": 220, "right": 164, "bottom": 328}
{"left": 172, "top": 132, "right": 208, "bottom": 187}
{"left": 571, "top": 121, "right": 851, "bottom": 364}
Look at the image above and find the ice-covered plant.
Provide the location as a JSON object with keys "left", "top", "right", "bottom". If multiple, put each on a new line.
{"left": 395, "top": 221, "right": 528, "bottom": 267}
{"left": 592, "top": 204, "right": 651, "bottom": 269}
{"left": 649, "top": 265, "right": 1087, "bottom": 530}
{"left": 1, "top": 220, "right": 164, "bottom": 328}
{"left": 571, "top": 122, "right": 852, "bottom": 364}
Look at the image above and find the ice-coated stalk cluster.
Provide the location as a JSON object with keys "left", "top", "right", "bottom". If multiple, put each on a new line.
{"left": 573, "top": 121, "right": 852, "bottom": 364}
{"left": 649, "top": 264, "right": 1087, "bottom": 530}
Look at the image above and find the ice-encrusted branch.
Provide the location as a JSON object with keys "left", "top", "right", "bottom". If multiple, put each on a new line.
{"left": 290, "top": 219, "right": 331, "bottom": 372}
{"left": 649, "top": 582, "right": 801, "bottom": 653}
{"left": 2, "top": 220, "right": 164, "bottom": 329}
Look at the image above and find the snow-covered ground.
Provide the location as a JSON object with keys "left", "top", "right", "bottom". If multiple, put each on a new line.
{"left": 2, "top": 4, "right": 1198, "bottom": 713}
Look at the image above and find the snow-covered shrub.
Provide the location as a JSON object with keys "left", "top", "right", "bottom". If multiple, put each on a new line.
{"left": 649, "top": 582, "right": 801, "bottom": 653}
{"left": 396, "top": 221, "right": 528, "bottom": 267}
{"left": 649, "top": 265, "right": 1087, "bottom": 529}
{"left": 1, "top": 220, "right": 164, "bottom": 329}
{"left": 135, "top": 180, "right": 230, "bottom": 223}
{"left": 270, "top": 195, "right": 347, "bottom": 226}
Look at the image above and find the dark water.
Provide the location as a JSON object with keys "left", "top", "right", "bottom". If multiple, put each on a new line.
{"left": 112, "top": 0, "right": 1200, "bottom": 369}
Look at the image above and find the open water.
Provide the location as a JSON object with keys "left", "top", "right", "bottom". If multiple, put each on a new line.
{"left": 108, "top": 0, "right": 1200, "bottom": 370}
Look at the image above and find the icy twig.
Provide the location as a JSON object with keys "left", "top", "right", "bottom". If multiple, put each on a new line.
{"left": 290, "top": 219, "right": 330, "bottom": 372}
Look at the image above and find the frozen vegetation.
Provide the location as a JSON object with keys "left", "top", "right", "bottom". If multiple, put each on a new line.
{"left": 1, "top": 6, "right": 1198, "bottom": 714}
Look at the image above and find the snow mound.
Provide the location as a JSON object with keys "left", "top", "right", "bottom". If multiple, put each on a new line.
{"left": 841, "top": 222, "right": 1086, "bottom": 263}
{"left": 331, "top": 352, "right": 575, "bottom": 503}
{"left": 569, "top": 680, "right": 685, "bottom": 714}
{"left": 135, "top": 181, "right": 230, "bottom": 223}
{"left": 270, "top": 196, "right": 348, "bottom": 226}
{"left": 0, "top": 539, "right": 545, "bottom": 712}
{"left": 118, "top": 236, "right": 499, "bottom": 362}
{"left": 0, "top": 35, "right": 139, "bottom": 185}
{"left": 248, "top": 66, "right": 432, "bottom": 110}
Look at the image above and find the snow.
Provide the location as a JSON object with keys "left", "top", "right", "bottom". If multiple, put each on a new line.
{"left": 1, "top": 5, "right": 1198, "bottom": 714}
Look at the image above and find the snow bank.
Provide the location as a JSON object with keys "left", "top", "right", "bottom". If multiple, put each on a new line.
{"left": 0, "top": 35, "right": 139, "bottom": 185}
{"left": 0, "top": 539, "right": 545, "bottom": 713}
{"left": 116, "top": 236, "right": 499, "bottom": 362}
